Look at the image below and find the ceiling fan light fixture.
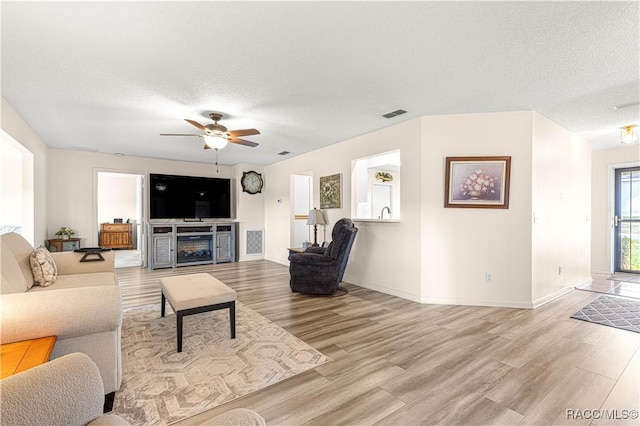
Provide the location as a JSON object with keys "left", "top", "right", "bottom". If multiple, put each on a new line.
{"left": 620, "top": 125, "right": 638, "bottom": 144}
{"left": 204, "top": 135, "right": 229, "bottom": 150}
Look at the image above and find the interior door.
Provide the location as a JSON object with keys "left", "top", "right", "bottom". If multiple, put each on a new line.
{"left": 614, "top": 167, "right": 640, "bottom": 273}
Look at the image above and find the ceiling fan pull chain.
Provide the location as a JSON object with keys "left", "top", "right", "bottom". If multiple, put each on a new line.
{"left": 215, "top": 149, "right": 219, "bottom": 173}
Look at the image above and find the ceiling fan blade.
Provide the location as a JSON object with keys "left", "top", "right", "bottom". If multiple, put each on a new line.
{"left": 227, "top": 128, "right": 260, "bottom": 137}
{"left": 160, "top": 133, "right": 202, "bottom": 137}
{"left": 184, "top": 119, "right": 206, "bottom": 131}
{"left": 229, "top": 137, "right": 259, "bottom": 147}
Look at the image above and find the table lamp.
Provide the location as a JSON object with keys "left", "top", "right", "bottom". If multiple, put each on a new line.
{"left": 306, "top": 208, "right": 326, "bottom": 246}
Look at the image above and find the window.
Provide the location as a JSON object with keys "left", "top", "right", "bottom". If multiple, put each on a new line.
{"left": 1, "top": 130, "right": 34, "bottom": 245}
{"left": 351, "top": 150, "right": 401, "bottom": 220}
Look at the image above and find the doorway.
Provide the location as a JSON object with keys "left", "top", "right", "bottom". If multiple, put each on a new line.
{"left": 614, "top": 167, "right": 640, "bottom": 273}
{"left": 97, "top": 171, "right": 145, "bottom": 268}
{"left": 292, "top": 174, "right": 313, "bottom": 248}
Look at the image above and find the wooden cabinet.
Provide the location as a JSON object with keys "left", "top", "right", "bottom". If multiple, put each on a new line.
{"left": 147, "top": 223, "right": 236, "bottom": 269}
{"left": 99, "top": 223, "right": 133, "bottom": 249}
{"left": 46, "top": 238, "right": 80, "bottom": 252}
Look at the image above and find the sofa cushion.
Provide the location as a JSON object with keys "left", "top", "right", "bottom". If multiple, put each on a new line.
{"left": 28, "top": 272, "right": 116, "bottom": 292}
{"left": 30, "top": 246, "right": 58, "bottom": 287}
{"left": 1, "top": 232, "right": 36, "bottom": 293}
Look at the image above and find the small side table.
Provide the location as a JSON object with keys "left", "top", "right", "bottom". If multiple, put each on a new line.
{"left": 1, "top": 336, "right": 57, "bottom": 379}
{"left": 288, "top": 247, "right": 304, "bottom": 257}
{"left": 46, "top": 238, "right": 80, "bottom": 252}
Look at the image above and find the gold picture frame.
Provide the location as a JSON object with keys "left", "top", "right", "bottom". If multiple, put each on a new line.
{"left": 320, "top": 173, "right": 342, "bottom": 209}
{"left": 444, "top": 156, "right": 511, "bottom": 209}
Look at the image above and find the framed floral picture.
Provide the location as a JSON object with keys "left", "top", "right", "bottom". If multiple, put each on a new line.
{"left": 320, "top": 173, "right": 342, "bottom": 209}
{"left": 444, "top": 156, "right": 511, "bottom": 209}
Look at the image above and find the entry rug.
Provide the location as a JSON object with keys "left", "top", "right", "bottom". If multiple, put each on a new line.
{"left": 571, "top": 295, "right": 640, "bottom": 334}
{"left": 113, "top": 302, "right": 330, "bottom": 425}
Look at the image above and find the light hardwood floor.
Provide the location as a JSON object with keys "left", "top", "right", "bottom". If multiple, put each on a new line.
{"left": 116, "top": 261, "right": 640, "bottom": 425}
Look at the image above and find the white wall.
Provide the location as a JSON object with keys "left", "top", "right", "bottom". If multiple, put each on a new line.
{"left": 46, "top": 148, "right": 246, "bottom": 249}
{"left": 265, "top": 111, "right": 592, "bottom": 307}
{"left": 6, "top": 96, "right": 596, "bottom": 308}
{"left": 233, "top": 164, "right": 266, "bottom": 261}
{"left": 420, "top": 112, "right": 534, "bottom": 307}
{"left": 265, "top": 118, "right": 424, "bottom": 301}
{"left": 531, "top": 113, "right": 591, "bottom": 305}
{"left": 97, "top": 173, "right": 139, "bottom": 225}
{"left": 591, "top": 144, "right": 640, "bottom": 274}
{"left": 1, "top": 98, "right": 48, "bottom": 245}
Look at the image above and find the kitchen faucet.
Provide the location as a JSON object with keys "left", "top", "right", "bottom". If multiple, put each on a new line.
{"left": 380, "top": 206, "right": 391, "bottom": 219}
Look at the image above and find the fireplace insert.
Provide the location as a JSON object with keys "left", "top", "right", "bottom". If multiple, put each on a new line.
{"left": 176, "top": 235, "right": 213, "bottom": 264}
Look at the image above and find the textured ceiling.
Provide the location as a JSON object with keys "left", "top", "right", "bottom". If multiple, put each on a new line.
{"left": 2, "top": 1, "right": 638, "bottom": 166}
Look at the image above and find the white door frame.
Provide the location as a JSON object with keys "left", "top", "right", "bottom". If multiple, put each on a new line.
{"left": 607, "top": 161, "right": 640, "bottom": 273}
{"left": 94, "top": 168, "right": 147, "bottom": 267}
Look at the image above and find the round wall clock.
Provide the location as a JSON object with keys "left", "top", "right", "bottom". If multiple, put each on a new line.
{"left": 241, "top": 171, "right": 264, "bottom": 194}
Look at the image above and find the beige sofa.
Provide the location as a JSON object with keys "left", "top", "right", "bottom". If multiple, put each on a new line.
{"left": 0, "top": 232, "right": 122, "bottom": 395}
{"left": 1, "top": 352, "right": 266, "bottom": 426}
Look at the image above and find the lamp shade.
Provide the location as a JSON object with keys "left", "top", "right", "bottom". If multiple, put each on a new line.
{"left": 307, "top": 209, "right": 326, "bottom": 225}
{"left": 620, "top": 125, "right": 638, "bottom": 144}
{"left": 204, "top": 135, "right": 229, "bottom": 150}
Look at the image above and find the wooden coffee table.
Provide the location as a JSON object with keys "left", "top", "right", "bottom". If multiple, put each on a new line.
{"left": 1, "top": 336, "right": 57, "bottom": 379}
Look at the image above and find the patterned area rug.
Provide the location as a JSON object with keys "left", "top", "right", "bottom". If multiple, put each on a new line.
{"left": 571, "top": 295, "right": 640, "bottom": 333}
{"left": 113, "top": 302, "right": 330, "bottom": 425}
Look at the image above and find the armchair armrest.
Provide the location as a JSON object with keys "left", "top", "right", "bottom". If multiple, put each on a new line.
{"left": 304, "top": 246, "right": 327, "bottom": 254}
{"left": 0, "top": 353, "right": 106, "bottom": 426}
{"left": 51, "top": 251, "right": 115, "bottom": 275}
{"left": 288, "top": 252, "right": 335, "bottom": 265}
{"left": 0, "top": 286, "right": 122, "bottom": 344}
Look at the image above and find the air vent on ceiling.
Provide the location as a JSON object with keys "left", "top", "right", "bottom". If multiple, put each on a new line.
{"left": 382, "top": 109, "right": 407, "bottom": 119}
{"left": 278, "top": 151, "right": 291, "bottom": 156}
{"left": 612, "top": 101, "right": 640, "bottom": 111}
{"left": 71, "top": 146, "right": 99, "bottom": 152}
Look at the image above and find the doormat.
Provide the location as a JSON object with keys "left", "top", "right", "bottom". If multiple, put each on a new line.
{"left": 570, "top": 295, "right": 640, "bottom": 333}
{"left": 113, "top": 302, "right": 330, "bottom": 425}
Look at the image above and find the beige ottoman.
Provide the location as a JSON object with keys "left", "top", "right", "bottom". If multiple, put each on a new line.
{"left": 160, "top": 273, "right": 237, "bottom": 352}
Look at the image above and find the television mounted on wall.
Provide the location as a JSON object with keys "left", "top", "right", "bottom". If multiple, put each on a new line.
{"left": 149, "top": 173, "right": 232, "bottom": 220}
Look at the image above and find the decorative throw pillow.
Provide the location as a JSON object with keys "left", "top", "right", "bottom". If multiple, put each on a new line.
{"left": 30, "top": 246, "right": 57, "bottom": 287}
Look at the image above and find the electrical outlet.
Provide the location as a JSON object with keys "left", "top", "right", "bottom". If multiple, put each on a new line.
{"left": 558, "top": 266, "right": 562, "bottom": 275}
{"left": 485, "top": 273, "right": 492, "bottom": 283}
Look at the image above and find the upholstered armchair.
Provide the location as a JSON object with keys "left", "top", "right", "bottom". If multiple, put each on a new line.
{"left": 289, "top": 218, "right": 358, "bottom": 295}
{"left": 1, "top": 352, "right": 266, "bottom": 426}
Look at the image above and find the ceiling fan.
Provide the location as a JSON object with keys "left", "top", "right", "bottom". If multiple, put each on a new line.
{"left": 160, "top": 113, "right": 260, "bottom": 150}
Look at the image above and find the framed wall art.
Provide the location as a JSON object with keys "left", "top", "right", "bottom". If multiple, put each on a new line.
{"left": 320, "top": 173, "right": 342, "bottom": 209}
{"left": 444, "top": 156, "right": 511, "bottom": 209}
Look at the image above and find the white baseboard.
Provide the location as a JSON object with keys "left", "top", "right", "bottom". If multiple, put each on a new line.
{"left": 238, "top": 255, "right": 265, "bottom": 262}
{"left": 349, "top": 282, "right": 422, "bottom": 303}
{"left": 574, "top": 275, "right": 594, "bottom": 287}
{"left": 264, "top": 255, "right": 288, "bottom": 267}
{"left": 419, "top": 296, "right": 534, "bottom": 309}
{"left": 531, "top": 286, "right": 574, "bottom": 308}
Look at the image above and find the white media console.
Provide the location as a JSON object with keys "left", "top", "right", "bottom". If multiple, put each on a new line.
{"left": 147, "top": 222, "right": 237, "bottom": 270}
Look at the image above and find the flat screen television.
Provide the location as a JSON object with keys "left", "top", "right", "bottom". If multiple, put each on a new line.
{"left": 149, "top": 173, "right": 232, "bottom": 220}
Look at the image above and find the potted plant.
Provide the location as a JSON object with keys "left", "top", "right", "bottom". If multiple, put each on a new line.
{"left": 55, "top": 226, "right": 75, "bottom": 240}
